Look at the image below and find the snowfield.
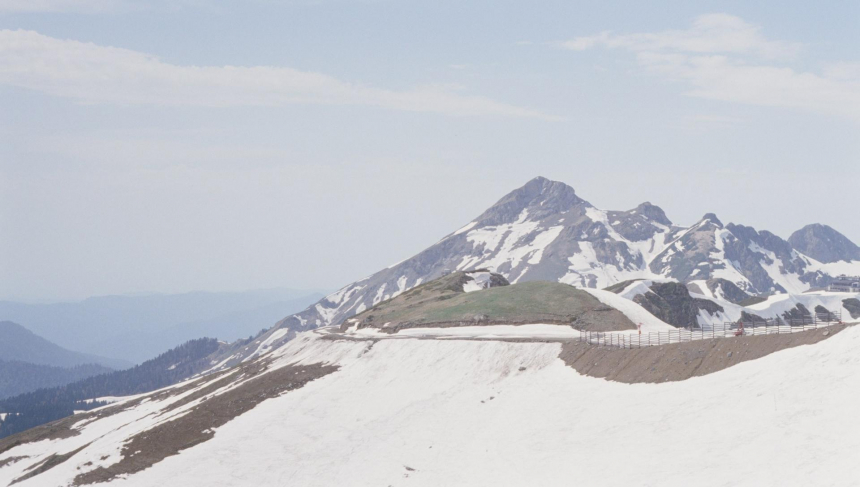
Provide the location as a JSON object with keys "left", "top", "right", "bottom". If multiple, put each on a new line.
{"left": 5, "top": 325, "right": 860, "bottom": 487}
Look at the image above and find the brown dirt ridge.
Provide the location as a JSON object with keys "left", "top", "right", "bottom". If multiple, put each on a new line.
{"left": 560, "top": 324, "right": 848, "bottom": 384}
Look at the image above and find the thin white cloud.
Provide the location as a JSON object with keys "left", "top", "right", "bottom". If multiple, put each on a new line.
{"left": 559, "top": 14, "right": 860, "bottom": 120}
{"left": 560, "top": 14, "right": 801, "bottom": 59}
{"left": 0, "top": 0, "right": 121, "bottom": 13}
{"left": 0, "top": 29, "right": 558, "bottom": 120}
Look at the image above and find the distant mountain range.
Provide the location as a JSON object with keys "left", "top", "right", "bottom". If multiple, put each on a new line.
{"left": 0, "top": 337, "right": 221, "bottom": 439}
{"left": 268, "top": 177, "right": 860, "bottom": 344}
{"left": 0, "top": 321, "right": 126, "bottom": 369}
{"left": 0, "top": 321, "right": 119, "bottom": 400}
{"left": 0, "top": 288, "right": 325, "bottom": 364}
{"left": 0, "top": 289, "right": 324, "bottom": 434}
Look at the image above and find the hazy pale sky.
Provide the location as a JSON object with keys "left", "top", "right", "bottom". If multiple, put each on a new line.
{"left": 1, "top": 1, "right": 858, "bottom": 301}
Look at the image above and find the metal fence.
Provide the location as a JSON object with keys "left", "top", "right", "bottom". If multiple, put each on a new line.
{"left": 580, "top": 311, "right": 843, "bottom": 349}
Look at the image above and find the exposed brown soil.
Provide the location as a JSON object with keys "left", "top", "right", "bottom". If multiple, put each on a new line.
{"left": 0, "top": 414, "right": 83, "bottom": 458}
{"left": 72, "top": 362, "right": 338, "bottom": 486}
{"left": 11, "top": 443, "right": 89, "bottom": 485}
{"left": 155, "top": 355, "right": 273, "bottom": 416}
{"left": 560, "top": 324, "right": 847, "bottom": 384}
{"left": 0, "top": 456, "right": 26, "bottom": 469}
{"left": 0, "top": 394, "right": 156, "bottom": 460}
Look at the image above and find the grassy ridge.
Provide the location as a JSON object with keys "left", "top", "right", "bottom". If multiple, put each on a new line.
{"left": 347, "top": 273, "right": 635, "bottom": 332}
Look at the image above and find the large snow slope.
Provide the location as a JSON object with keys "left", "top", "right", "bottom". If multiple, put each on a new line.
{"left": 7, "top": 326, "right": 858, "bottom": 487}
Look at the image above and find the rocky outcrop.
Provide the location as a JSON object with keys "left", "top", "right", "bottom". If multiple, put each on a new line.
{"left": 633, "top": 282, "right": 724, "bottom": 328}
{"left": 740, "top": 311, "right": 768, "bottom": 323}
{"left": 704, "top": 278, "right": 750, "bottom": 304}
{"left": 648, "top": 216, "right": 721, "bottom": 282}
{"left": 789, "top": 224, "right": 860, "bottom": 263}
{"left": 814, "top": 305, "right": 839, "bottom": 322}
{"left": 843, "top": 299, "right": 860, "bottom": 319}
{"left": 782, "top": 304, "right": 811, "bottom": 322}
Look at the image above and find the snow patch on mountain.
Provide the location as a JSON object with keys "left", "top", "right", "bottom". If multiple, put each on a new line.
{"left": 804, "top": 258, "right": 860, "bottom": 279}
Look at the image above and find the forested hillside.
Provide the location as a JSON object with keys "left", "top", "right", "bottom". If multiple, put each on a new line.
{"left": 0, "top": 361, "right": 111, "bottom": 399}
{"left": 0, "top": 338, "right": 221, "bottom": 439}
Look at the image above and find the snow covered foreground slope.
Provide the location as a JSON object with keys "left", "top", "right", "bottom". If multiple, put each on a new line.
{"left": 4, "top": 327, "right": 860, "bottom": 486}
{"left": 271, "top": 176, "right": 860, "bottom": 345}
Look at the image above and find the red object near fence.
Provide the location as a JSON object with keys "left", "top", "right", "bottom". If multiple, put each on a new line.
{"left": 734, "top": 321, "right": 744, "bottom": 337}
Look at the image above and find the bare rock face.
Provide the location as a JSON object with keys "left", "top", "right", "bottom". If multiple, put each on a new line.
{"left": 704, "top": 278, "right": 751, "bottom": 305}
{"left": 814, "top": 305, "right": 839, "bottom": 322}
{"left": 633, "top": 282, "right": 724, "bottom": 328}
{"left": 788, "top": 224, "right": 860, "bottom": 263}
{"left": 471, "top": 176, "right": 586, "bottom": 226}
{"left": 782, "top": 304, "right": 811, "bottom": 322}
{"left": 843, "top": 298, "right": 860, "bottom": 319}
{"left": 461, "top": 270, "right": 510, "bottom": 292}
{"left": 606, "top": 202, "right": 671, "bottom": 241}
{"left": 649, "top": 216, "right": 721, "bottom": 283}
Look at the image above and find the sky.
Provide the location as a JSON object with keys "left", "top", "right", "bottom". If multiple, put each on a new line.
{"left": 0, "top": 1, "right": 858, "bottom": 301}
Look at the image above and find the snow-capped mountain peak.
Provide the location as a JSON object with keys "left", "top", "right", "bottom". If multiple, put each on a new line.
{"left": 264, "top": 177, "right": 860, "bottom": 352}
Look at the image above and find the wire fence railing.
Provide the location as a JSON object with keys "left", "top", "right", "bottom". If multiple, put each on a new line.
{"left": 580, "top": 311, "right": 843, "bottom": 349}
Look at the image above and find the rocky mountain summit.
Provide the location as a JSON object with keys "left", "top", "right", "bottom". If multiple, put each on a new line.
{"left": 269, "top": 177, "right": 859, "bottom": 346}
{"left": 788, "top": 223, "right": 860, "bottom": 263}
